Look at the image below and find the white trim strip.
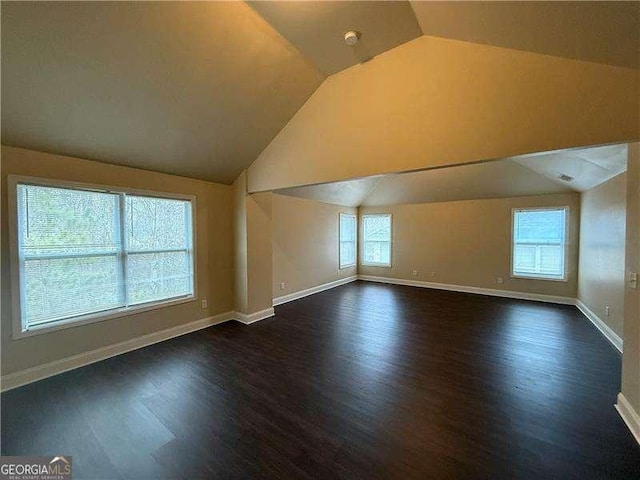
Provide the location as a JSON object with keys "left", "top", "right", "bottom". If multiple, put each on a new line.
{"left": 615, "top": 393, "right": 640, "bottom": 447}
{"left": 1, "top": 311, "right": 236, "bottom": 392}
{"left": 575, "top": 299, "right": 623, "bottom": 352}
{"left": 273, "top": 275, "right": 358, "bottom": 306}
{"left": 234, "top": 307, "right": 275, "bottom": 325}
{"left": 357, "top": 275, "right": 575, "bottom": 305}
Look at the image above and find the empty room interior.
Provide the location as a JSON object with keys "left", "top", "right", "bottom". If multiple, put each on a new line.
{"left": 1, "top": 1, "right": 640, "bottom": 478}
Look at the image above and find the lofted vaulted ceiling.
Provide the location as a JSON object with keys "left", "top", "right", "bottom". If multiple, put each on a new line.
{"left": 248, "top": 1, "right": 422, "bottom": 75}
{"left": 0, "top": 1, "right": 324, "bottom": 183}
{"left": 274, "top": 144, "right": 628, "bottom": 207}
{"left": 411, "top": 1, "right": 640, "bottom": 69}
{"left": 2, "top": 1, "right": 638, "bottom": 184}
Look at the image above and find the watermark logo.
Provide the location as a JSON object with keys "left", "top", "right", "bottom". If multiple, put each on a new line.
{"left": 0, "top": 456, "right": 72, "bottom": 480}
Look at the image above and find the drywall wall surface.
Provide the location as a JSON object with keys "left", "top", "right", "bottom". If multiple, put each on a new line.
{"left": 272, "top": 194, "right": 357, "bottom": 298}
{"left": 578, "top": 173, "right": 627, "bottom": 337}
{"left": 622, "top": 143, "right": 640, "bottom": 413}
{"left": 1, "top": 146, "right": 234, "bottom": 375}
{"left": 359, "top": 192, "right": 580, "bottom": 298}
{"left": 248, "top": 35, "right": 639, "bottom": 192}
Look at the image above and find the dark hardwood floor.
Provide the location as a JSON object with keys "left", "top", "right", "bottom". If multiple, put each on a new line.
{"left": 2, "top": 281, "right": 639, "bottom": 479}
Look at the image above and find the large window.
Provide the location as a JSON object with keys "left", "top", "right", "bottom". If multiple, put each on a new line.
{"left": 339, "top": 213, "right": 357, "bottom": 268}
{"left": 512, "top": 207, "right": 567, "bottom": 281}
{"left": 10, "top": 177, "right": 195, "bottom": 335}
{"left": 362, "top": 214, "right": 392, "bottom": 267}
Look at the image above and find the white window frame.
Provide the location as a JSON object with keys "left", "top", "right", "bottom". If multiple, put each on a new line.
{"left": 360, "top": 213, "right": 393, "bottom": 268}
{"left": 7, "top": 175, "right": 197, "bottom": 339}
{"left": 510, "top": 206, "right": 569, "bottom": 282}
{"left": 338, "top": 213, "right": 357, "bottom": 269}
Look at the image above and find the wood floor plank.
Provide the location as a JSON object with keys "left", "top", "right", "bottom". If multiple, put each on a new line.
{"left": 2, "top": 281, "right": 639, "bottom": 479}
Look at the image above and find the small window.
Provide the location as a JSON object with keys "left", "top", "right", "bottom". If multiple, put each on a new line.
{"left": 362, "top": 214, "right": 392, "bottom": 267}
{"left": 512, "top": 207, "right": 567, "bottom": 281}
{"left": 339, "top": 213, "right": 357, "bottom": 268}
{"left": 11, "top": 177, "right": 195, "bottom": 334}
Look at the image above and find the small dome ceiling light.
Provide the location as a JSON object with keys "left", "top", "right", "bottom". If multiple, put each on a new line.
{"left": 344, "top": 31, "right": 360, "bottom": 46}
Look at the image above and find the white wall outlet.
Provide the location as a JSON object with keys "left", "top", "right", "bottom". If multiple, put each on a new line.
{"left": 630, "top": 272, "right": 638, "bottom": 289}
{"left": 605, "top": 305, "right": 610, "bottom": 317}
{"left": 280, "top": 282, "right": 286, "bottom": 290}
{"left": 201, "top": 299, "right": 208, "bottom": 309}
{"left": 430, "top": 271, "right": 436, "bottom": 278}
{"left": 412, "top": 269, "right": 418, "bottom": 277}
{"left": 497, "top": 276, "right": 504, "bottom": 284}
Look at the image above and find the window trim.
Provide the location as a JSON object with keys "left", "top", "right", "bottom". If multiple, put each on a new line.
{"left": 360, "top": 213, "right": 393, "bottom": 268}
{"left": 510, "top": 206, "right": 569, "bottom": 282}
{"left": 7, "top": 174, "right": 198, "bottom": 339}
{"left": 338, "top": 213, "right": 357, "bottom": 269}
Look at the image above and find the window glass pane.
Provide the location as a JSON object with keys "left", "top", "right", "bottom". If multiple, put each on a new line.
{"left": 17, "top": 184, "right": 123, "bottom": 327}
{"left": 127, "top": 251, "right": 192, "bottom": 305}
{"left": 15, "top": 182, "right": 195, "bottom": 331}
{"left": 514, "top": 209, "right": 565, "bottom": 244}
{"left": 18, "top": 184, "right": 119, "bottom": 256}
{"left": 339, "top": 214, "right": 356, "bottom": 267}
{"left": 512, "top": 208, "right": 566, "bottom": 279}
{"left": 363, "top": 215, "right": 391, "bottom": 265}
{"left": 24, "top": 255, "right": 122, "bottom": 326}
{"left": 126, "top": 196, "right": 191, "bottom": 251}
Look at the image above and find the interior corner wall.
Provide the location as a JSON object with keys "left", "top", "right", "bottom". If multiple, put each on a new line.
{"left": 578, "top": 172, "right": 627, "bottom": 338}
{"left": 272, "top": 194, "right": 357, "bottom": 299}
{"left": 0, "top": 146, "right": 234, "bottom": 376}
{"left": 359, "top": 192, "right": 580, "bottom": 298}
{"left": 248, "top": 35, "right": 639, "bottom": 193}
{"left": 246, "top": 191, "right": 273, "bottom": 313}
{"left": 233, "top": 171, "right": 249, "bottom": 314}
{"left": 233, "top": 170, "right": 273, "bottom": 315}
{"left": 622, "top": 143, "right": 640, "bottom": 414}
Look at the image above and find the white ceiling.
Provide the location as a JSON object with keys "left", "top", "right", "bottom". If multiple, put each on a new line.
{"left": 411, "top": 1, "right": 640, "bottom": 69}
{"left": 2, "top": 2, "right": 637, "bottom": 184}
{"left": 513, "top": 144, "right": 628, "bottom": 192}
{"left": 0, "top": 2, "right": 323, "bottom": 183}
{"left": 274, "top": 144, "right": 628, "bottom": 207}
{"left": 248, "top": 1, "right": 422, "bottom": 75}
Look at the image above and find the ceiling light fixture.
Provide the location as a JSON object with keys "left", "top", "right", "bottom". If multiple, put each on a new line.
{"left": 344, "top": 31, "right": 360, "bottom": 46}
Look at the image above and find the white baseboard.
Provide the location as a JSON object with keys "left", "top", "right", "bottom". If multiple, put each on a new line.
{"left": 615, "top": 393, "right": 640, "bottom": 446}
{"left": 358, "top": 275, "right": 575, "bottom": 305}
{"left": 273, "top": 275, "right": 358, "bottom": 306}
{"left": 576, "top": 299, "right": 623, "bottom": 353}
{"left": 234, "top": 307, "right": 275, "bottom": 325}
{"left": 0, "top": 311, "right": 235, "bottom": 393}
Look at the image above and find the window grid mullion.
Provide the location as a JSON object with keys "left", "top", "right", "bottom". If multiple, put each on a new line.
{"left": 118, "top": 193, "right": 129, "bottom": 308}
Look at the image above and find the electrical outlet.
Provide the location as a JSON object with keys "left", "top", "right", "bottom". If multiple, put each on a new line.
{"left": 412, "top": 269, "right": 418, "bottom": 277}
{"left": 201, "top": 299, "right": 208, "bottom": 309}
{"left": 630, "top": 273, "right": 638, "bottom": 289}
{"left": 497, "top": 276, "right": 504, "bottom": 284}
{"left": 280, "top": 282, "right": 286, "bottom": 290}
{"left": 605, "top": 305, "right": 610, "bottom": 317}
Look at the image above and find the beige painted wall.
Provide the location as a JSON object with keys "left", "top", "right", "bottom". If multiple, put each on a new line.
{"left": 233, "top": 172, "right": 249, "bottom": 313}
{"left": 622, "top": 143, "right": 640, "bottom": 414}
{"left": 0, "top": 146, "right": 234, "bottom": 375}
{"left": 578, "top": 173, "right": 627, "bottom": 337}
{"left": 272, "top": 194, "right": 357, "bottom": 298}
{"left": 246, "top": 192, "right": 273, "bottom": 313}
{"left": 360, "top": 193, "right": 580, "bottom": 298}
{"left": 248, "top": 35, "right": 639, "bottom": 192}
{"left": 232, "top": 170, "right": 273, "bottom": 315}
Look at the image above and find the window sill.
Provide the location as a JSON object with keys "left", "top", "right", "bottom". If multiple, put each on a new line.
{"left": 339, "top": 263, "right": 356, "bottom": 270}
{"left": 361, "top": 262, "right": 392, "bottom": 268}
{"left": 13, "top": 295, "right": 197, "bottom": 340}
{"left": 511, "top": 274, "right": 567, "bottom": 283}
